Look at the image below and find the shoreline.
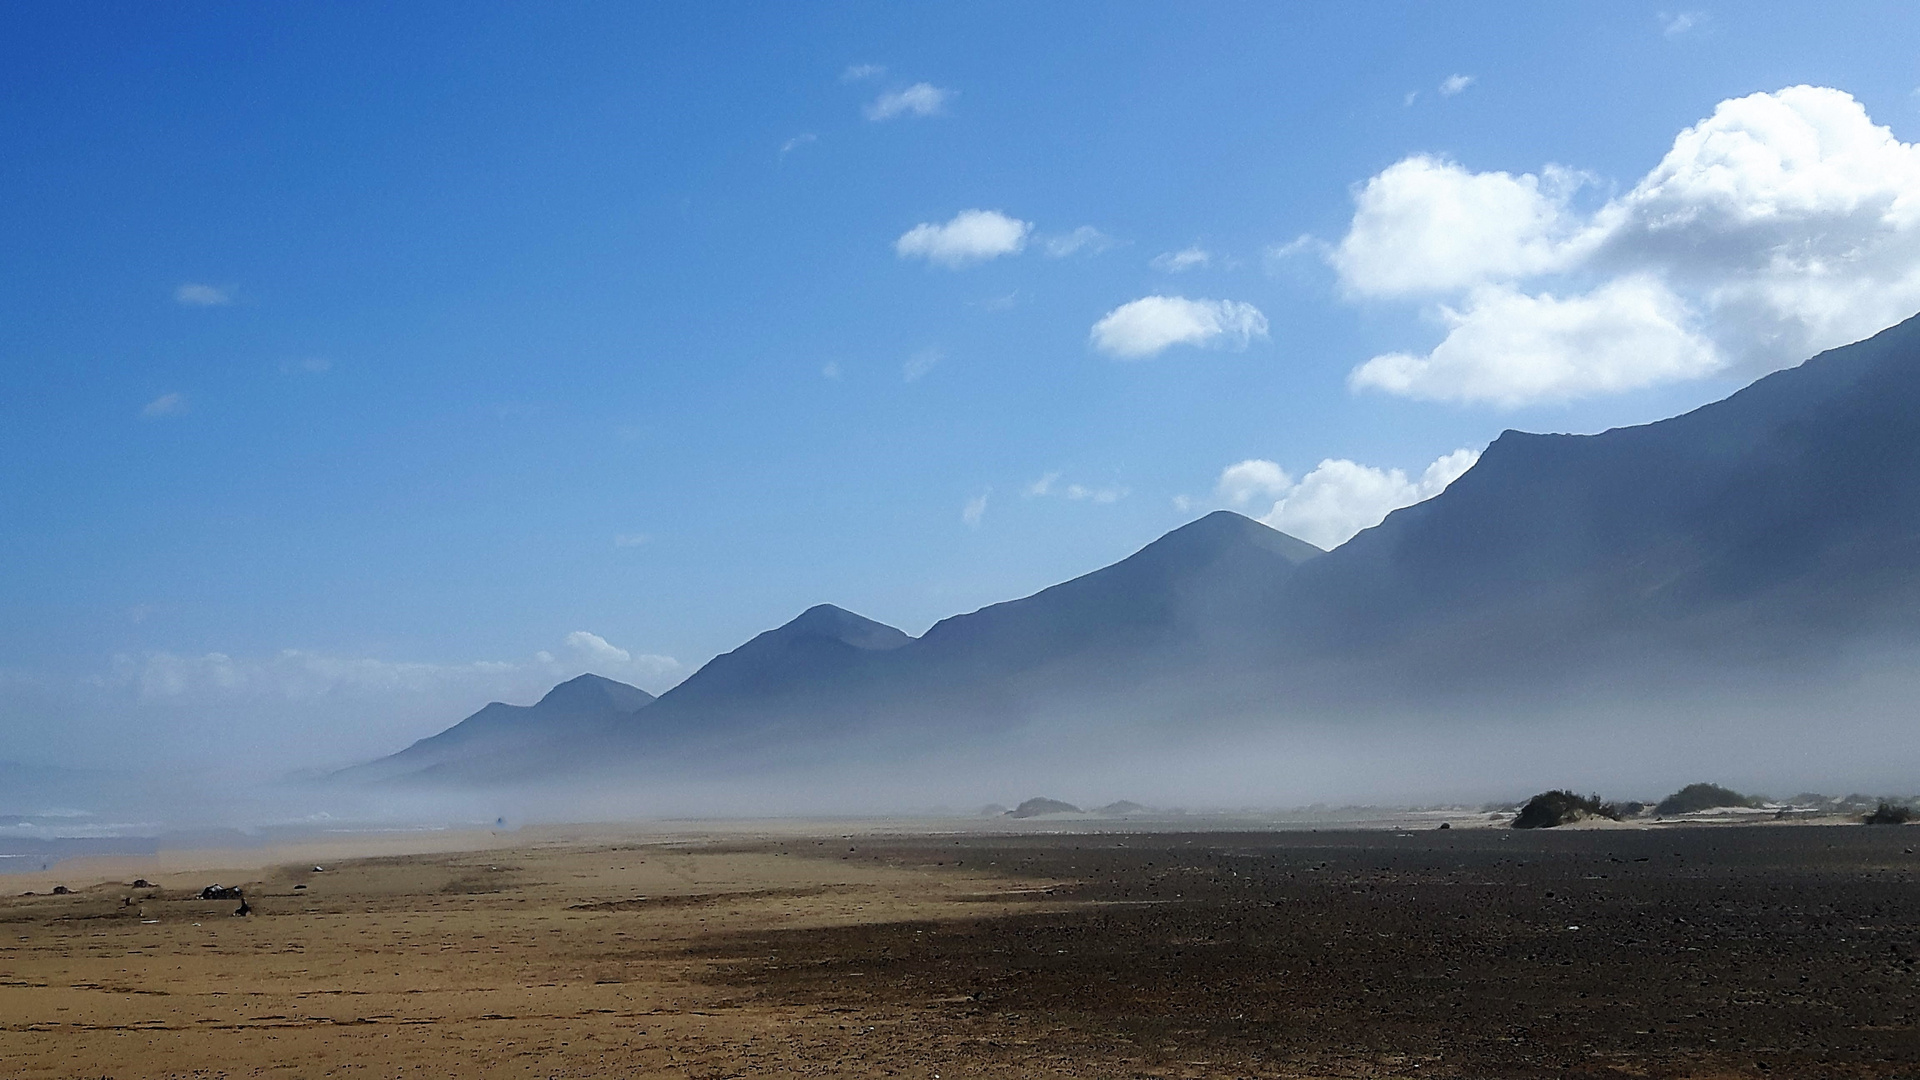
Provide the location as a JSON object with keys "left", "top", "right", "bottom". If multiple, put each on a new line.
{"left": 3, "top": 805, "right": 1876, "bottom": 891}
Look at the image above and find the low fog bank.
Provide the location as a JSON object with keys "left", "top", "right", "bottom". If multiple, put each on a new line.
{"left": 8, "top": 639, "right": 1918, "bottom": 850}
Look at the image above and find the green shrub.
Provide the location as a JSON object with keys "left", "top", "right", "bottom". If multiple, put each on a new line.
{"left": 1655, "top": 783, "right": 1752, "bottom": 816}
{"left": 1512, "top": 790, "right": 1620, "bottom": 829}
{"left": 1863, "top": 802, "right": 1913, "bottom": 825}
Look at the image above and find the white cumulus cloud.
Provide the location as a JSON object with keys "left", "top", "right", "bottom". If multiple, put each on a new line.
{"left": 565, "top": 631, "right": 630, "bottom": 666}
{"left": 1330, "top": 86, "right": 1920, "bottom": 406}
{"left": 896, "top": 209, "right": 1032, "bottom": 267}
{"left": 1349, "top": 277, "right": 1723, "bottom": 406}
{"left": 1215, "top": 459, "right": 1293, "bottom": 508}
{"left": 1216, "top": 449, "right": 1480, "bottom": 549}
{"left": 1089, "top": 296, "right": 1269, "bottom": 359}
{"left": 1332, "top": 155, "right": 1594, "bottom": 297}
{"left": 1598, "top": 85, "right": 1920, "bottom": 369}
{"left": 865, "top": 82, "right": 951, "bottom": 121}
{"left": 1439, "top": 74, "right": 1475, "bottom": 97}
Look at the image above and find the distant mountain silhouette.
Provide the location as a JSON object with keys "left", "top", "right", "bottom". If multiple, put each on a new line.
{"left": 353, "top": 512, "right": 1323, "bottom": 784}
{"left": 336, "top": 673, "right": 652, "bottom": 784}
{"left": 350, "top": 313, "right": 1920, "bottom": 788}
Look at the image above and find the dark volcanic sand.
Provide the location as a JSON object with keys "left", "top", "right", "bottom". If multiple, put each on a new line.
{"left": 705, "top": 827, "right": 1920, "bottom": 1079}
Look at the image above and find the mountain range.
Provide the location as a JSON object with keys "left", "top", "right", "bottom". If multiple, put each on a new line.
{"left": 341, "top": 313, "right": 1920, "bottom": 790}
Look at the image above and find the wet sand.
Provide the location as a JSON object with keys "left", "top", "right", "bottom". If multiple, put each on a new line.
{"left": 0, "top": 823, "right": 1914, "bottom": 1078}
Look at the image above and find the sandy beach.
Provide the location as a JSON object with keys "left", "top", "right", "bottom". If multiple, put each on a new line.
{"left": 0, "top": 821, "right": 1915, "bottom": 1078}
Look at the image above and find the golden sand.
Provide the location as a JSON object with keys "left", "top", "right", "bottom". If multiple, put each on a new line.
{"left": 0, "top": 826, "right": 1065, "bottom": 1079}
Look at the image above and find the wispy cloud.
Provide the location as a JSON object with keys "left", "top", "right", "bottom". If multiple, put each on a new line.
{"left": 1151, "top": 246, "right": 1211, "bottom": 272}
{"left": 779, "top": 132, "right": 817, "bottom": 156}
{"left": 1658, "top": 10, "right": 1706, "bottom": 37}
{"left": 119, "top": 634, "right": 684, "bottom": 703}
{"left": 141, "top": 392, "right": 187, "bottom": 418}
{"left": 866, "top": 82, "right": 952, "bottom": 121}
{"left": 1041, "top": 226, "right": 1119, "bottom": 258}
{"left": 1438, "top": 74, "right": 1475, "bottom": 97}
{"left": 1264, "top": 234, "right": 1330, "bottom": 278}
{"left": 174, "top": 283, "right": 231, "bottom": 306}
{"left": 1066, "top": 483, "right": 1127, "bottom": 504}
{"left": 1027, "top": 472, "right": 1127, "bottom": 504}
{"left": 903, "top": 348, "right": 942, "bottom": 383}
{"left": 280, "top": 357, "right": 332, "bottom": 375}
{"left": 612, "top": 533, "right": 651, "bottom": 549}
{"left": 1089, "top": 296, "right": 1269, "bottom": 359}
{"left": 841, "top": 63, "right": 886, "bottom": 83}
{"left": 962, "top": 490, "right": 989, "bottom": 528}
{"left": 821, "top": 361, "right": 843, "bottom": 380}
{"left": 1267, "top": 234, "right": 1324, "bottom": 260}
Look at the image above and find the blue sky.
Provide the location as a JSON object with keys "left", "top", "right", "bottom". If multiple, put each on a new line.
{"left": 6, "top": 3, "right": 1920, "bottom": 770}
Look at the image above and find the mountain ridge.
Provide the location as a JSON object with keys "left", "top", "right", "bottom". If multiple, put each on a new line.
{"left": 334, "top": 672, "right": 654, "bottom": 785}
{"left": 344, "top": 312, "right": 1920, "bottom": 789}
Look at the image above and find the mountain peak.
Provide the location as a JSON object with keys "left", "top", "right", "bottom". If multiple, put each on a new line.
{"left": 534, "top": 672, "right": 656, "bottom": 714}
{"left": 778, "top": 604, "right": 913, "bottom": 651}
{"left": 1147, "top": 510, "right": 1325, "bottom": 563}
{"left": 913, "top": 509, "right": 1322, "bottom": 662}
{"left": 336, "top": 672, "right": 654, "bottom": 785}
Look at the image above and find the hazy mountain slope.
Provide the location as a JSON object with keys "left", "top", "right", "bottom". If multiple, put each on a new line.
{"left": 353, "top": 313, "right": 1920, "bottom": 786}
{"left": 911, "top": 510, "right": 1322, "bottom": 675}
{"left": 337, "top": 673, "right": 653, "bottom": 784}
{"left": 589, "top": 512, "right": 1326, "bottom": 760}
{"left": 645, "top": 604, "right": 910, "bottom": 715}
{"left": 1279, "top": 312, "right": 1920, "bottom": 684}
